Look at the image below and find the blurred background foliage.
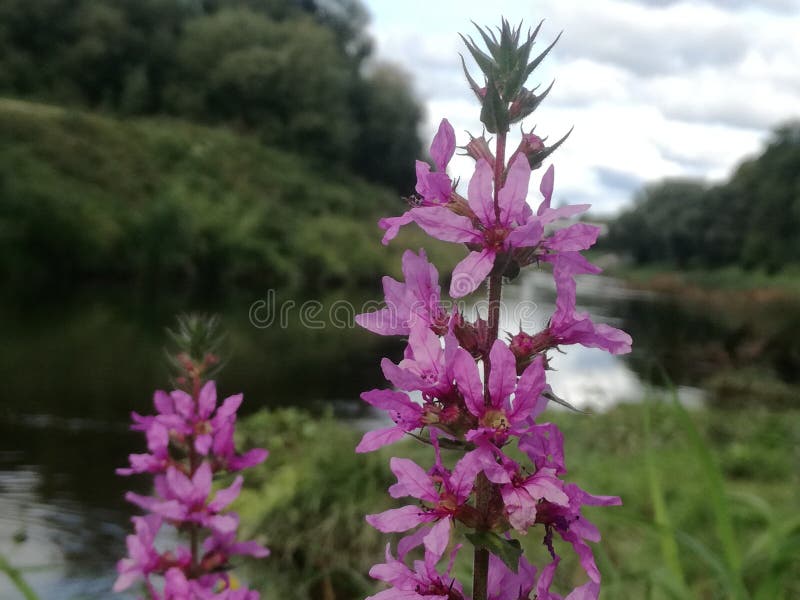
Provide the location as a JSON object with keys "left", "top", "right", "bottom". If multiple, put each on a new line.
{"left": 603, "top": 122, "right": 800, "bottom": 273}
{"left": 0, "top": 0, "right": 436, "bottom": 295}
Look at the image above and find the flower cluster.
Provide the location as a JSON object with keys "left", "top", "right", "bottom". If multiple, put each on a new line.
{"left": 356, "top": 20, "right": 631, "bottom": 600}
{"left": 116, "top": 320, "right": 268, "bottom": 599}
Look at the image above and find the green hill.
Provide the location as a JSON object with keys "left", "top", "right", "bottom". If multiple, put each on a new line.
{"left": 0, "top": 98, "right": 439, "bottom": 292}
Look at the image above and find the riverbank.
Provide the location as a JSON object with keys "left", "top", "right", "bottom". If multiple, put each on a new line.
{"left": 606, "top": 263, "right": 800, "bottom": 411}
{"left": 610, "top": 263, "right": 800, "bottom": 298}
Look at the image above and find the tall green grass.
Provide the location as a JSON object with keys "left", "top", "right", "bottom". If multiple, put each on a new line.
{"left": 639, "top": 391, "right": 799, "bottom": 599}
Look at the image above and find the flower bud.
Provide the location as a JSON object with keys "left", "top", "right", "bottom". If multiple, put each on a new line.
{"left": 508, "top": 329, "right": 551, "bottom": 373}
{"left": 462, "top": 133, "right": 496, "bottom": 164}
{"left": 452, "top": 312, "right": 491, "bottom": 359}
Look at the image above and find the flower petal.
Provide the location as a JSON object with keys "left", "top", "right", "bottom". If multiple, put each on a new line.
{"left": 499, "top": 153, "right": 532, "bottom": 225}
{"left": 430, "top": 118, "right": 456, "bottom": 172}
{"left": 450, "top": 249, "right": 495, "bottom": 298}
{"left": 488, "top": 339, "right": 516, "bottom": 407}
{"left": 468, "top": 158, "right": 495, "bottom": 225}
{"left": 379, "top": 212, "right": 415, "bottom": 245}
{"left": 366, "top": 505, "right": 433, "bottom": 533}
{"left": 389, "top": 458, "right": 438, "bottom": 501}
{"left": 452, "top": 348, "right": 484, "bottom": 417}
{"left": 410, "top": 206, "right": 479, "bottom": 244}
{"left": 356, "top": 426, "right": 407, "bottom": 453}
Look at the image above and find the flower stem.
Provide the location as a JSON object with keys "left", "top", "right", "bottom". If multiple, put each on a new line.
{"left": 473, "top": 127, "right": 507, "bottom": 600}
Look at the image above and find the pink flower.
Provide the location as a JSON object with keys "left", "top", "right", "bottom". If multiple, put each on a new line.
{"left": 487, "top": 554, "right": 538, "bottom": 600}
{"left": 355, "top": 389, "right": 426, "bottom": 453}
{"left": 366, "top": 452, "right": 482, "bottom": 539}
{"left": 126, "top": 463, "right": 243, "bottom": 535}
{"left": 453, "top": 340, "right": 548, "bottom": 446}
{"left": 411, "top": 154, "right": 543, "bottom": 297}
{"left": 380, "top": 322, "right": 460, "bottom": 398}
{"left": 367, "top": 520, "right": 464, "bottom": 600}
{"left": 356, "top": 249, "right": 448, "bottom": 336}
{"left": 478, "top": 450, "right": 569, "bottom": 532}
{"left": 535, "top": 483, "right": 621, "bottom": 587}
{"left": 547, "top": 254, "right": 632, "bottom": 354}
{"left": 113, "top": 514, "right": 165, "bottom": 592}
{"left": 380, "top": 119, "right": 456, "bottom": 244}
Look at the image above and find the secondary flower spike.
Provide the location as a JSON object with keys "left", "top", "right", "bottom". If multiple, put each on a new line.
{"left": 115, "top": 316, "right": 268, "bottom": 598}
{"left": 358, "top": 19, "right": 629, "bottom": 600}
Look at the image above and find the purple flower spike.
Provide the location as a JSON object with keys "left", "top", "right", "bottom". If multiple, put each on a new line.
{"left": 116, "top": 378, "right": 267, "bottom": 597}
{"left": 360, "top": 20, "right": 630, "bottom": 598}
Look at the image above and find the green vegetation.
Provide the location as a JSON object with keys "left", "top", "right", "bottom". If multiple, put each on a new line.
{"left": 613, "top": 264, "right": 800, "bottom": 296}
{"left": 0, "top": 553, "right": 38, "bottom": 600}
{"left": 0, "top": 0, "right": 422, "bottom": 191}
{"left": 235, "top": 402, "right": 799, "bottom": 599}
{"left": 0, "top": 98, "right": 455, "bottom": 293}
{"left": 605, "top": 122, "right": 800, "bottom": 273}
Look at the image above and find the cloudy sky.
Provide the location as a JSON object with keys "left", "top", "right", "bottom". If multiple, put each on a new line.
{"left": 364, "top": 0, "right": 800, "bottom": 214}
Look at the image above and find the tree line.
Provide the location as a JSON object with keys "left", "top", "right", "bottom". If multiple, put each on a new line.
{"left": 605, "top": 122, "right": 800, "bottom": 273}
{"left": 0, "top": 0, "right": 423, "bottom": 192}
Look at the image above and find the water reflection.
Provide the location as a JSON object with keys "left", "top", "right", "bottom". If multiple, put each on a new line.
{"left": 460, "top": 271, "right": 649, "bottom": 410}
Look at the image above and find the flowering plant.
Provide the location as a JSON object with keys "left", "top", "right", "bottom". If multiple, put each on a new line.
{"left": 115, "top": 315, "right": 268, "bottom": 599}
{"left": 356, "top": 20, "right": 631, "bottom": 600}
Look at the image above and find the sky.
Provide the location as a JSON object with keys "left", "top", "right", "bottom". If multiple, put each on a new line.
{"left": 364, "top": 0, "right": 800, "bottom": 215}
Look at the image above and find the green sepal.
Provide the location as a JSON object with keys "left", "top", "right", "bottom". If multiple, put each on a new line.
{"left": 509, "top": 80, "right": 554, "bottom": 124}
{"left": 460, "top": 54, "right": 485, "bottom": 102}
{"left": 525, "top": 32, "right": 562, "bottom": 79}
{"left": 473, "top": 22, "right": 502, "bottom": 63}
{"left": 459, "top": 33, "right": 496, "bottom": 77}
{"left": 480, "top": 73, "right": 509, "bottom": 134}
{"left": 500, "top": 27, "right": 537, "bottom": 101}
{"left": 526, "top": 127, "right": 573, "bottom": 169}
{"left": 543, "top": 389, "right": 586, "bottom": 413}
{"left": 465, "top": 531, "right": 523, "bottom": 573}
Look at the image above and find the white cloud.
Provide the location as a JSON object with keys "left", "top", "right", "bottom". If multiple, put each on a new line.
{"left": 365, "top": 0, "right": 800, "bottom": 215}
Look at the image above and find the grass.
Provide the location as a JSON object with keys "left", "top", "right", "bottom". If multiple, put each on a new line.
{"left": 235, "top": 401, "right": 799, "bottom": 599}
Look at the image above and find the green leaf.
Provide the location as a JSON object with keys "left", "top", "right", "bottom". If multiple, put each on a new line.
{"left": 465, "top": 531, "right": 523, "bottom": 573}
{"left": 473, "top": 23, "right": 501, "bottom": 63}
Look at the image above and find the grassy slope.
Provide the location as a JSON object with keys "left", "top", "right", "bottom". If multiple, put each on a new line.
{"left": 0, "top": 97, "right": 458, "bottom": 292}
